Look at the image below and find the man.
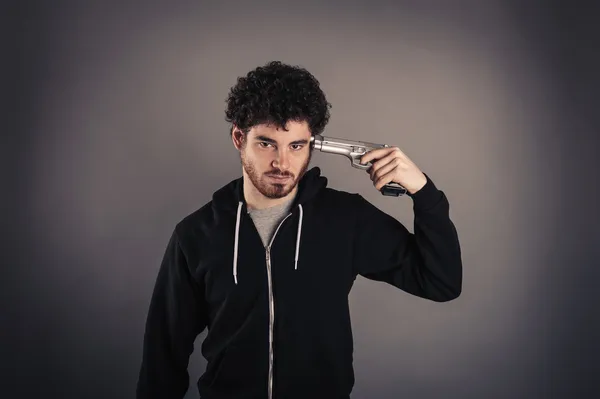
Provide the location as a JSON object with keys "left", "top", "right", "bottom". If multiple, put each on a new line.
{"left": 136, "top": 61, "right": 462, "bottom": 399}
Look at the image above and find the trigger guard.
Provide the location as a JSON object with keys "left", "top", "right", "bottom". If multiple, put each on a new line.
{"left": 351, "top": 156, "right": 370, "bottom": 170}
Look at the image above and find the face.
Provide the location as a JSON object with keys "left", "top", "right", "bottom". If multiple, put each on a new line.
{"left": 234, "top": 120, "right": 313, "bottom": 200}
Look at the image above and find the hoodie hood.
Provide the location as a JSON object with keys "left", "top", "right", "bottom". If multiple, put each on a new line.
{"left": 211, "top": 166, "right": 328, "bottom": 284}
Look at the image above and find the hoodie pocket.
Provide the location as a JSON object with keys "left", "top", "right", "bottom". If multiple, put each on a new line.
{"left": 206, "top": 345, "right": 249, "bottom": 388}
{"left": 199, "top": 347, "right": 230, "bottom": 389}
{"left": 198, "top": 342, "right": 268, "bottom": 397}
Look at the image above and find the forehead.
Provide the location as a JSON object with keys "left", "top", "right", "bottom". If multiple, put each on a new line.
{"left": 249, "top": 121, "right": 311, "bottom": 143}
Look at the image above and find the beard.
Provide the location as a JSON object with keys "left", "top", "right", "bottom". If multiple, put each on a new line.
{"left": 240, "top": 150, "right": 312, "bottom": 199}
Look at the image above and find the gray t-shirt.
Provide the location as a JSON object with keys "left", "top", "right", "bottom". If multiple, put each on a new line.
{"left": 247, "top": 194, "right": 296, "bottom": 247}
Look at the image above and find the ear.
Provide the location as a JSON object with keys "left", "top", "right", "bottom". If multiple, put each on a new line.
{"left": 231, "top": 125, "right": 245, "bottom": 150}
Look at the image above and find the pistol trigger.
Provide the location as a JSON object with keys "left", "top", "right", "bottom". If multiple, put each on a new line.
{"left": 351, "top": 156, "right": 369, "bottom": 170}
{"left": 352, "top": 146, "right": 368, "bottom": 166}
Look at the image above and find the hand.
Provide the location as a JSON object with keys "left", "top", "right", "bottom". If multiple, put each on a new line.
{"left": 360, "top": 146, "right": 427, "bottom": 195}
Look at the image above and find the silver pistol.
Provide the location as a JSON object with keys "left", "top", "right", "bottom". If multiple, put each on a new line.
{"left": 310, "top": 134, "right": 408, "bottom": 196}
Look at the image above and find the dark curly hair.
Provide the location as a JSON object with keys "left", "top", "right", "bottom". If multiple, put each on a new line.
{"left": 225, "top": 61, "right": 331, "bottom": 137}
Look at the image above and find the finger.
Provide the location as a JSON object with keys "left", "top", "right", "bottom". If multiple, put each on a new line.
{"left": 369, "top": 148, "right": 400, "bottom": 179}
{"left": 361, "top": 147, "right": 393, "bottom": 165}
{"left": 371, "top": 157, "right": 399, "bottom": 182}
{"left": 375, "top": 169, "right": 396, "bottom": 191}
{"left": 360, "top": 147, "right": 396, "bottom": 165}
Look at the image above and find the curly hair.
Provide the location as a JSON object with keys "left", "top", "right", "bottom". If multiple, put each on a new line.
{"left": 225, "top": 61, "right": 331, "bottom": 137}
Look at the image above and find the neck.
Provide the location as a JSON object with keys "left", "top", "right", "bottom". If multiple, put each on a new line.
{"left": 242, "top": 174, "right": 298, "bottom": 210}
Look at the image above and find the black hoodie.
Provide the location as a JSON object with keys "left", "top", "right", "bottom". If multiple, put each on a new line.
{"left": 136, "top": 166, "right": 462, "bottom": 399}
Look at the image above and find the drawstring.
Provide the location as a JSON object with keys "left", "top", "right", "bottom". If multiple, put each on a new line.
{"left": 295, "top": 204, "right": 303, "bottom": 270}
{"left": 233, "top": 202, "right": 243, "bottom": 285}
{"left": 232, "top": 202, "right": 304, "bottom": 284}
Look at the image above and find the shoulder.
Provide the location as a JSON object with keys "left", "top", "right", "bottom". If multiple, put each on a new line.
{"left": 170, "top": 201, "right": 217, "bottom": 252}
{"left": 177, "top": 201, "right": 215, "bottom": 230}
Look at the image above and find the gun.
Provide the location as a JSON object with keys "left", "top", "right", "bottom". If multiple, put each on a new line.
{"left": 310, "top": 134, "right": 408, "bottom": 196}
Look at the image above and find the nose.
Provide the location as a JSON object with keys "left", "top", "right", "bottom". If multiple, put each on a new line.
{"left": 272, "top": 148, "right": 290, "bottom": 171}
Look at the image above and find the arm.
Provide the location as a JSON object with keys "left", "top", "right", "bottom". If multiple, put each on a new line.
{"left": 136, "top": 228, "right": 208, "bottom": 398}
{"left": 352, "top": 173, "right": 462, "bottom": 302}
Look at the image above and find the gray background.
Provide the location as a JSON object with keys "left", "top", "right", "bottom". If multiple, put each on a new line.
{"left": 4, "top": 0, "right": 599, "bottom": 398}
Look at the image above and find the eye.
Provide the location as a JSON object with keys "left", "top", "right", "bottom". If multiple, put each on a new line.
{"left": 258, "top": 142, "right": 273, "bottom": 148}
{"left": 291, "top": 144, "right": 303, "bottom": 150}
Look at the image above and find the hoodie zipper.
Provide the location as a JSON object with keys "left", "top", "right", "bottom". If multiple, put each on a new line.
{"left": 265, "top": 212, "right": 292, "bottom": 399}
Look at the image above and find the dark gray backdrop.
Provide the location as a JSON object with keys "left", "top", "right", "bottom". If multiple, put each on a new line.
{"left": 5, "top": 1, "right": 599, "bottom": 398}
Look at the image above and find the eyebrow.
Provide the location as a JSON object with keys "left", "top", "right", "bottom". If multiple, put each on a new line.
{"left": 254, "top": 135, "right": 311, "bottom": 145}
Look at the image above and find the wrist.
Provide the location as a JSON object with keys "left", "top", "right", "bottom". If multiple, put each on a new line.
{"left": 407, "top": 174, "right": 427, "bottom": 195}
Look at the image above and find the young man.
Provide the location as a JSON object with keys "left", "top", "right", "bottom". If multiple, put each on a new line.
{"left": 136, "top": 61, "right": 462, "bottom": 399}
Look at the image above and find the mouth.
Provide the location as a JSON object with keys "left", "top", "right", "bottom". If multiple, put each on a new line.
{"left": 266, "top": 174, "right": 291, "bottom": 181}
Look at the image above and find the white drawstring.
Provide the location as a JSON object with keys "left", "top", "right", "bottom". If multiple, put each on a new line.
{"left": 233, "top": 202, "right": 304, "bottom": 283}
{"left": 294, "top": 204, "right": 303, "bottom": 270}
{"left": 233, "top": 201, "right": 243, "bottom": 285}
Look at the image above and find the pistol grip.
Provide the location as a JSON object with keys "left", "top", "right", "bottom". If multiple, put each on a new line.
{"left": 381, "top": 182, "right": 407, "bottom": 196}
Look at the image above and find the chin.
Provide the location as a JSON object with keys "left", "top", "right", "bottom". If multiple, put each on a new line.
{"left": 261, "top": 180, "right": 296, "bottom": 198}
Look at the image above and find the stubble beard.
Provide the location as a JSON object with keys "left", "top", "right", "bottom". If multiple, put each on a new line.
{"left": 240, "top": 149, "right": 312, "bottom": 199}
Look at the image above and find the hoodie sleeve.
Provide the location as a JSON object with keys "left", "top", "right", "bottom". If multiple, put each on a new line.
{"left": 136, "top": 228, "right": 208, "bottom": 398}
{"left": 352, "top": 174, "right": 462, "bottom": 302}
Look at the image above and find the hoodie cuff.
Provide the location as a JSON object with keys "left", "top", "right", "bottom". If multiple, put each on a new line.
{"left": 407, "top": 173, "right": 443, "bottom": 211}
